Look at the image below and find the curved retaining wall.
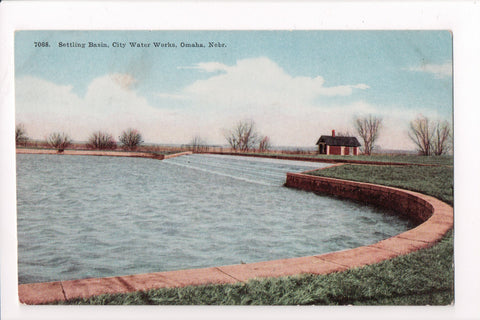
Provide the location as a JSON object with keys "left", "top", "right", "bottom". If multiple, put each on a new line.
{"left": 18, "top": 171, "right": 453, "bottom": 304}
{"left": 285, "top": 173, "right": 435, "bottom": 224}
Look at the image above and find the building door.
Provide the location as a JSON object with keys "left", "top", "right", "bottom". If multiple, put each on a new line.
{"left": 318, "top": 143, "right": 326, "bottom": 154}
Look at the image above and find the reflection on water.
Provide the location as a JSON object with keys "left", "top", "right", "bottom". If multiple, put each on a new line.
{"left": 16, "top": 153, "right": 414, "bottom": 284}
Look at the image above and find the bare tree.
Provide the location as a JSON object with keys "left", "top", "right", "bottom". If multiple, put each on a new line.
{"left": 409, "top": 115, "right": 452, "bottom": 156}
{"left": 409, "top": 115, "right": 432, "bottom": 156}
{"left": 224, "top": 119, "right": 260, "bottom": 152}
{"left": 336, "top": 130, "right": 354, "bottom": 137}
{"left": 258, "top": 136, "right": 271, "bottom": 152}
{"left": 432, "top": 120, "right": 452, "bottom": 156}
{"left": 119, "top": 128, "right": 143, "bottom": 151}
{"left": 188, "top": 135, "right": 208, "bottom": 152}
{"left": 15, "top": 123, "right": 29, "bottom": 146}
{"left": 47, "top": 132, "right": 72, "bottom": 151}
{"left": 87, "top": 131, "right": 117, "bottom": 150}
{"left": 354, "top": 115, "right": 382, "bottom": 155}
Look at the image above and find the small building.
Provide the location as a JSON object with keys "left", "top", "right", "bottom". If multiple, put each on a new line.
{"left": 316, "top": 130, "right": 361, "bottom": 156}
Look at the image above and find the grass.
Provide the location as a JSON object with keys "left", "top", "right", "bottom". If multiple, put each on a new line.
{"left": 311, "top": 154, "right": 452, "bottom": 166}
{"left": 248, "top": 152, "right": 453, "bottom": 166}
{"left": 52, "top": 160, "right": 454, "bottom": 306}
{"left": 308, "top": 164, "right": 454, "bottom": 206}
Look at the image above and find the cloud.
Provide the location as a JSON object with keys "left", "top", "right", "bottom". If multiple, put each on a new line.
{"left": 15, "top": 76, "right": 81, "bottom": 116}
{"left": 154, "top": 93, "right": 188, "bottom": 100}
{"left": 178, "top": 62, "right": 231, "bottom": 73}
{"left": 152, "top": 57, "right": 385, "bottom": 147}
{"left": 408, "top": 62, "right": 452, "bottom": 79}
{"left": 168, "top": 57, "right": 369, "bottom": 110}
{"left": 16, "top": 59, "right": 446, "bottom": 150}
{"left": 109, "top": 73, "right": 137, "bottom": 89}
{"left": 15, "top": 74, "right": 178, "bottom": 142}
{"left": 15, "top": 71, "right": 377, "bottom": 148}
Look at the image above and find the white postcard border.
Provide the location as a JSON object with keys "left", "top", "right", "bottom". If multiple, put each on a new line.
{"left": 1, "top": 1, "right": 479, "bottom": 320}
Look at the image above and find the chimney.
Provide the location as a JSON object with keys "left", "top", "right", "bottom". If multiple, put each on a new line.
{"left": 332, "top": 129, "right": 335, "bottom": 137}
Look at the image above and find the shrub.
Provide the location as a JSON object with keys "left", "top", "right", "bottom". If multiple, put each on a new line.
{"left": 87, "top": 131, "right": 117, "bottom": 150}
{"left": 15, "top": 124, "right": 29, "bottom": 146}
{"left": 47, "top": 132, "right": 72, "bottom": 151}
{"left": 119, "top": 128, "right": 143, "bottom": 151}
{"left": 188, "top": 136, "right": 208, "bottom": 152}
{"left": 223, "top": 119, "right": 261, "bottom": 152}
{"left": 258, "top": 136, "right": 271, "bottom": 152}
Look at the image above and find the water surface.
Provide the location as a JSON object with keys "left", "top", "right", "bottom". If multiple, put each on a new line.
{"left": 16, "top": 153, "right": 414, "bottom": 284}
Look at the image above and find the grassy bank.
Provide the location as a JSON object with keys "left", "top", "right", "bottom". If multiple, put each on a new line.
{"left": 53, "top": 163, "right": 454, "bottom": 305}
{"left": 309, "top": 154, "right": 452, "bottom": 166}
{"left": 243, "top": 153, "right": 453, "bottom": 166}
{"left": 308, "top": 164, "right": 454, "bottom": 205}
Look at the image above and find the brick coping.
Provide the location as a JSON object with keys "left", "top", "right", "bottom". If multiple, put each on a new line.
{"left": 18, "top": 166, "right": 453, "bottom": 304}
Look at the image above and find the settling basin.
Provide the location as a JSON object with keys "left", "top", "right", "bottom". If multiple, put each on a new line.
{"left": 16, "top": 153, "right": 415, "bottom": 284}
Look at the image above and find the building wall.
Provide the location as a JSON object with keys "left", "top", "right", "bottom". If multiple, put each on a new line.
{"left": 324, "top": 146, "right": 359, "bottom": 156}
{"left": 329, "top": 146, "right": 342, "bottom": 155}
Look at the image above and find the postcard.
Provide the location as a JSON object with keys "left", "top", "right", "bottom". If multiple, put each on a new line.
{"left": 1, "top": 1, "right": 478, "bottom": 320}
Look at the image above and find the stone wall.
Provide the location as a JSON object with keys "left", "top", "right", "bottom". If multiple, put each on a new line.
{"left": 285, "top": 172, "right": 433, "bottom": 223}
{"left": 16, "top": 148, "right": 193, "bottom": 160}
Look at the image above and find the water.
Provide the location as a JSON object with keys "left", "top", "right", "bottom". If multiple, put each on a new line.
{"left": 16, "top": 153, "right": 414, "bottom": 284}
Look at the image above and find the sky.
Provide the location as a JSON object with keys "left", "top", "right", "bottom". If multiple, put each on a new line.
{"left": 15, "top": 30, "right": 453, "bottom": 150}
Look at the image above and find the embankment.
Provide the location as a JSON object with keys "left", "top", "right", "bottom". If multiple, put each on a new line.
{"left": 16, "top": 148, "right": 192, "bottom": 160}
{"left": 205, "top": 151, "right": 440, "bottom": 166}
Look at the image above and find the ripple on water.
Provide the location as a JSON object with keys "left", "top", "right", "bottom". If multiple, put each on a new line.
{"left": 16, "top": 154, "right": 414, "bottom": 284}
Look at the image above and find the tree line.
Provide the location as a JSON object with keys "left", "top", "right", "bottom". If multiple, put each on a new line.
{"left": 222, "top": 119, "right": 271, "bottom": 152}
{"left": 352, "top": 114, "right": 452, "bottom": 156}
{"left": 408, "top": 115, "right": 452, "bottom": 156}
{"left": 15, "top": 114, "right": 452, "bottom": 156}
{"left": 15, "top": 126, "right": 144, "bottom": 151}
{"left": 221, "top": 115, "right": 451, "bottom": 156}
